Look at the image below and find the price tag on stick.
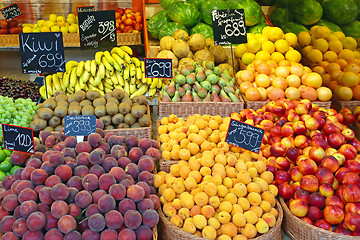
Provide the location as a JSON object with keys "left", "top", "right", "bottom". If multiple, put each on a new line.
{"left": 1, "top": 3, "right": 22, "bottom": 21}
{"left": 225, "top": 119, "right": 264, "bottom": 153}
{"left": 19, "top": 32, "right": 66, "bottom": 74}
{"left": 144, "top": 58, "right": 173, "bottom": 79}
{"left": 78, "top": 10, "right": 117, "bottom": 49}
{"left": 1, "top": 124, "right": 35, "bottom": 154}
{"left": 64, "top": 115, "right": 96, "bottom": 138}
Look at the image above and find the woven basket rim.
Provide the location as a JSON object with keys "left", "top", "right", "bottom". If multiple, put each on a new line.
{"left": 280, "top": 197, "right": 360, "bottom": 239}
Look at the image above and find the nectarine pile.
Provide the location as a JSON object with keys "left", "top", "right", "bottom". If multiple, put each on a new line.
{"left": 236, "top": 98, "right": 360, "bottom": 235}
{"left": 0, "top": 130, "right": 160, "bottom": 239}
{"left": 156, "top": 114, "right": 279, "bottom": 239}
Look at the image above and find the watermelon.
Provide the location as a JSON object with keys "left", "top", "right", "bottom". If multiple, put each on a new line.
{"left": 312, "top": 19, "right": 342, "bottom": 32}
{"left": 282, "top": 22, "right": 310, "bottom": 35}
{"left": 321, "top": 0, "right": 358, "bottom": 25}
{"left": 190, "top": 23, "right": 214, "bottom": 39}
{"left": 188, "top": 0, "right": 203, "bottom": 9}
{"left": 291, "top": 0, "right": 323, "bottom": 26}
{"left": 227, "top": 0, "right": 263, "bottom": 26}
{"left": 147, "top": 11, "right": 172, "bottom": 39}
{"left": 269, "top": 8, "right": 293, "bottom": 27}
{"left": 167, "top": 1, "right": 200, "bottom": 28}
{"left": 274, "top": 0, "right": 292, "bottom": 7}
{"left": 257, "top": 0, "right": 275, "bottom": 5}
{"left": 159, "top": 22, "right": 188, "bottom": 39}
{"left": 248, "top": 23, "right": 270, "bottom": 34}
{"left": 201, "top": 0, "right": 229, "bottom": 25}
{"left": 342, "top": 20, "right": 360, "bottom": 39}
{"left": 159, "top": 0, "right": 182, "bottom": 9}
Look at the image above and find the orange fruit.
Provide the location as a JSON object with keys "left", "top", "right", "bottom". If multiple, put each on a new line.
{"left": 245, "top": 87, "right": 261, "bottom": 101}
{"left": 267, "top": 87, "right": 285, "bottom": 101}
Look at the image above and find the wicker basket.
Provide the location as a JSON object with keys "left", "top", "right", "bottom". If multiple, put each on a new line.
{"left": 159, "top": 201, "right": 283, "bottom": 240}
{"left": 331, "top": 97, "right": 360, "bottom": 113}
{"left": 159, "top": 159, "right": 178, "bottom": 172}
{"left": 158, "top": 99, "right": 244, "bottom": 118}
{"left": 280, "top": 198, "right": 359, "bottom": 240}
{"left": 0, "top": 32, "right": 141, "bottom": 47}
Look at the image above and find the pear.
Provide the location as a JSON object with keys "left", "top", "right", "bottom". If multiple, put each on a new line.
{"left": 181, "top": 90, "right": 192, "bottom": 102}
{"left": 220, "top": 90, "right": 231, "bottom": 102}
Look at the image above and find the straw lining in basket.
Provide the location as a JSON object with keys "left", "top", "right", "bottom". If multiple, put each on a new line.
{"left": 280, "top": 198, "right": 359, "bottom": 240}
{"left": 159, "top": 201, "right": 283, "bottom": 240}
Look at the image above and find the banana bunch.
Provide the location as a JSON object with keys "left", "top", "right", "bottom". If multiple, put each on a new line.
{"left": 41, "top": 46, "right": 162, "bottom": 99}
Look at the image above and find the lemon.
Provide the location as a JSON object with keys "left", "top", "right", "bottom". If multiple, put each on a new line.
{"left": 262, "top": 26, "right": 272, "bottom": 36}
{"left": 271, "top": 52, "right": 285, "bottom": 63}
{"left": 45, "top": 20, "right": 55, "bottom": 28}
{"left": 333, "top": 31, "right": 345, "bottom": 40}
{"left": 341, "top": 37, "right": 357, "bottom": 50}
{"left": 261, "top": 41, "right": 275, "bottom": 54}
{"left": 339, "top": 49, "right": 355, "bottom": 61}
{"left": 40, "top": 26, "right": 51, "bottom": 32}
{"left": 255, "top": 51, "right": 271, "bottom": 61}
{"left": 306, "top": 49, "right": 323, "bottom": 63}
{"left": 37, "top": 19, "right": 45, "bottom": 27}
{"left": 235, "top": 44, "right": 248, "bottom": 58}
{"left": 323, "top": 51, "right": 338, "bottom": 62}
{"left": 242, "top": 52, "right": 255, "bottom": 65}
{"left": 51, "top": 25, "right": 60, "bottom": 32}
{"left": 313, "top": 38, "right": 329, "bottom": 53}
{"left": 69, "top": 24, "right": 78, "bottom": 33}
{"left": 246, "top": 39, "right": 261, "bottom": 53}
{"left": 284, "top": 32, "right": 297, "bottom": 46}
{"left": 57, "top": 16, "right": 65, "bottom": 22}
{"left": 267, "top": 27, "right": 284, "bottom": 42}
{"left": 49, "top": 14, "right": 57, "bottom": 22}
{"left": 67, "top": 13, "right": 77, "bottom": 25}
{"left": 285, "top": 49, "right": 301, "bottom": 62}
{"left": 255, "top": 33, "right": 268, "bottom": 43}
{"left": 298, "top": 31, "right": 311, "bottom": 47}
{"left": 274, "top": 39, "right": 289, "bottom": 54}
{"left": 22, "top": 26, "right": 33, "bottom": 33}
{"left": 313, "top": 26, "right": 331, "bottom": 39}
{"left": 328, "top": 40, "right": 343, "bottom": 54}
{"left": 61, "top": 26, "right": 69, "bottom": 34}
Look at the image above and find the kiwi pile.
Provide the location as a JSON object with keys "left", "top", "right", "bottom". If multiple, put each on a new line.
{"left": 30, "top": 89, "right": 151, "bottom": 132}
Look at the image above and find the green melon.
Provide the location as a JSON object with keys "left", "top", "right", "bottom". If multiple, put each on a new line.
{"left": 282, "top": 22, "right": 310, "bottom": 35}
{"left": 342, "top": 20, "right": 360, "bottom": 39}
{"left": 291, "top": 0, "right": 323, "bottom": 26}
{"left": 159, "top": 22, "right": 188, "bottom": 39}
{"left": 321, "top": 0, "right": 358, "bottom": 25}
{"left": 269, "top": 8, "right": 292, "bottom": 27}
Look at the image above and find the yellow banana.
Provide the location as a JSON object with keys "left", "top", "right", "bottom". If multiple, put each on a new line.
{"left": 102, "top": 57, "right": 114, "bottom": 75}
{"left": 123, "top": 64, "right": 130, "bottom": 82}
{"left": 94, "top": 72, "right": 102, "bottom": 87}
{"left": 56, "top": 72, "right": 63, "bottom": 78}
{"left": 98, "top": 62, "right": 105, "bottom": 79}
{"left": 129, "top": 64, "right": 136, "bottom": 84}
{"left": 123, "top": 52, "right": 132, "bottom": 64}
{"left": 68, "top": 81, "right": 74, "bottom": 93}
{"left": 98, "top": 80, "right": 104, "bottom": 90}
{"left": 148, "top": 87, "right": 156, "bottom": 97}
{"left": 45, "top": 75, "right": 53, "bottom": 96}
{"left": 115, "top": 71, "right": 124, "bottom": 86}
{"left": 104, "top": 76, "right": 113, "bottom": 86}
{"left": 95, "top": 51, "right": 104, "bottom": 65}
{"left": 120, "top": 46, "right": 133, "bottom": 56}
{"left": 111, "top": 52, "right": 125, "bottom": 67}
{"left": 104, "top": 51, "right": 115, "bottom": 65}
{"left": 84, "top": 60, "right": 91, "bottom": 72}
{"left": 75, "top": 80, "right": 81, "bottom": 92}
{"left": 104, "top": 82, "right": 113, "bottom": 89}
{"left": 104, "top": 87, "right": 112, "bottom": 93}
{"left": 114, "top": 84, "right": 124, "bottom": 90}
{"left": 111, "top": 47, "right": 125, "bottom": 58}
{"left": 99, "top": 90, "right": 105, "bottom": 96}
{"left": 131, "top": 57, "right": 140, "bottom": 67}
{"left": 89, "top": 76, "right": 95, "bottom": 85}
{"left": 124, "top": 78, "right": 130, "bottom": 94}
{"left": 136, "top": 66, "right": 142, "bottom": 81}
{"left": 81, "top": 70, "right": 91, "bottom": 83}
{"left": 76, "top": 61, "right": 85, "bottom": 77}
{"left": 39, "top": 85, "right": 47, "bottom": 99}
{"left": 70, "top": 67, "right": 78, "bottom": 88}
{"left": 113, "top": 61, "right": 122, "bottom": 72}
{"left": 136, "top": 81, "right": 143, "bottom": 88}
{"left": 79, "top": 78, "right": 85, "bottom": 89}
{"left": 147, "top": 77, "right": 152, "bottom": 85}
{"left": 130, "top": 84, "right": 148, "bottom": 99}
{"left": 105, "top": 69, "right": 111, "bottom": 79}
{"left": 110, "top": 74, "right": 119, "bottom": 85}
{"left": 63, "top": 71, "right": 70, "bottom": 88}
{"left": 59, "top": 76, "right": 66, "bottom": 92}
{"left": 88, "top": 83, "right": 96, "bottom": 90}
{"left": 130, "top": 83, "right": 136, "bottom": 94}
{"left": 140, "top": 60, "right": 145, "bottom": 72}
{"left": 90, "top": 60, "right": 97, "bottom": 77}
{"left": 150, "top": 78, "right": 158, "bottom": 89}
{"left": 65, "top": 61, "right": 78, "bottom": 72}
{"left": 83, "top": 83, "right": 89, "bottom": 91}
{"left": 157, "top": 78, "right": 162, "bottom": 88}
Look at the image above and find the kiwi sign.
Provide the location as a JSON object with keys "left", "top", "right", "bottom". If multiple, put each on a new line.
{"left": 1, "top": 124, "right": 35, "bottom": 154}
{"left": 64, "top": 115, "right": 96, "bottom": 137}
{"left": 225, "top": 118, "right": 264, "bottom": 153}
{"left": 211, "top": 9, "right": 247, "bottom": 45}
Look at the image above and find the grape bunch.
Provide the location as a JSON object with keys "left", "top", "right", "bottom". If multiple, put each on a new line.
{"left": 0, "top": 130, "right": 160, "bottom": 239}
{"left": 0, "top": 96, "right": 38, "bottom": 145}
{"left": 0, "top": 77, "right": 40, "bottom": 102}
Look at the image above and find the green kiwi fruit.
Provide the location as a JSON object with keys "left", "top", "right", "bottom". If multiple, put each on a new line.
{"left": 62, "top": 118, "right": 65, "bottom": 126}
{"left": 124, "top": 113, "right": 136, "bottom": 126}
{"left": 69, "top": 101, "right": 80, "bottom": 107}
{"left": 105, "top": 125, "right": 115, "bottom": 130}
{"left": 121, "top": 97, "right": 132, "bottom": 106}
{"left": 139, "top": 114, "right": 151, "bottom": 127}
{"left": 37, "top": 103, "right": 44, "bottom": 109}
{"left": 132, "top": 95, "right": 147, "bottom": 105}
{"left": 44, "top": 126, "right": 54, "bottom": 131}
{"left": 99, "top": 116, "right": 112, "bottom": 126}
{"left": 131, "top": 123, "right": 141, "bottom": 128}
{"left": 131, "top": 105, "right": 147, "bottom": 118}
{"left": 54, "top": 105, "right": 67, "bottom": 118}
{"left": 80, "top": 100, "right": 92, "bottom": 108}
{"left": 43, "top": 99, "right": 57, "bottom": 110}
{"left": 57, "top": 100, "right": 69, "bottom": 108}
{"left": 55, "top": 125, "right": 63, "bottom": 131}
{"left": 107, "top": 97, "right": 119, "bottom": 105}
{"left": 82, "top": 105, "right": 95, "bottom": 115}
{"left": 32, "top": 114, "right": 40, "bottom": 120}
{"left": 117, "top": 123, "right": 129, "bottom": 128}
{"left": 93, "top": 98, "right": 106, "bottom": 108}
{"left": 67, "top": 94, "right": 76, "bottom": 103}
{"left": 86, "top": 90, "right": 101, "bottom": 100}
{"left": 95, "top": 106, "right": 106, "bottom": 117}
{"left": 30, "top": 119, "right": 47, "bottom": 131}
{"left": 112, "top": 113, "right": 124, "bottom": 125}
{"left": 74, "top": 90, "right": 86, "bottom": 102}
{"left": 118, "top": 102, "right": 131, "bottom": 115}
{"left": 106, "top": 102, "right": 118, "bottom": 115}
{"left": 104, "top": 92, "right": 113, "bottom": 100}
{"left": 53, "top": 91, "right": 65, "bottom": 97}
{"left": 39, "top": 108, "right": 54, "bottom": 120}
{"left": 68, "top": 105, "right": 81, "bottom": 115}
{"left": 55, "top": 94, "right": 68, "bottom": 103}
{"left": 112, "top": 89, "right": 125, "bottom": 100}
{"left": 49, "top": 116, "right": 61, "bottom": 128}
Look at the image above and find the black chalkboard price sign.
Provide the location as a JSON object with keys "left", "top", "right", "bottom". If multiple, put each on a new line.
{"left": 1, "top": 3, "right": 22, "bottom": 21}
{"left": 78, "top": 10, "right": 117, "bottom": 49}
{"left": 1, "top": 124, "right": 34, "bottom": 154}
{"left": 225, "top": 119, "right": 264, "bottom": 153}
{"left": 64, "top": 115, "right": 96, "bottom": 136}
{"left": 77, "top": 6, "right": 95, "bottom": 14}
{"left": 19, "top": 32, "right": 66, "bottom": 74}
{"left": 211, "top": 9, "right": 247, "bottom": 45}
{"left": 144, "top": 58, "right": 173, "bottom": 79}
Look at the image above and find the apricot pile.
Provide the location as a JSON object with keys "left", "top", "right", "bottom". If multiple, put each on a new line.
{"left": 156, "top": 114, "right": 279, "bottom": 239}
{"left": 0, "top": 130, "right": 160, "bottom": 239}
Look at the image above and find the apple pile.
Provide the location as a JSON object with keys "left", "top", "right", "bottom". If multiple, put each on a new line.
{"left": 236, "top": 98, "right": 360, "bottom": 235}
{"left": 0, "top": 19, "right": 22, "bottom": 34}
{"left": 115, "top": 8, "right": 142, "bottom": 34}
{"left": 0, "top": 125, "right": 160, "bottom": 239}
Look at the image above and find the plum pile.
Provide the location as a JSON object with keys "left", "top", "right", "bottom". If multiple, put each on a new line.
{"left": 0, "top": 77, "right": 40, "bottom": 102}
{"left": 0, "top": 128, "right": 160, "bottom": 240}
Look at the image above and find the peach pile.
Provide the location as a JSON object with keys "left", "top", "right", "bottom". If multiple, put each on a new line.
{"left": 156, "top": 115, "right": 279, "bottom": 239}
{"left": 236, "top": 98, "right": 360, "bottom": 235}
{"left": 0, "top": 128, "right": 160, "bottom": 239}
{"left": 236, "top": 59, "right": 332, "bottom": 102}
{"left": 297, "top": 26, "right": 360, "bottom": 101}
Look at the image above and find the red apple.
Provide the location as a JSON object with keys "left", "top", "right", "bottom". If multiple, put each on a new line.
{"left": 0, "top": 19, "right": 8, "bottom": 29}
{"left": 343, "top": 113, "right": 356, "bottom": 125}
{"left": 309, "top": 192, "right": 325, "bottom": 209}
{"left": 293, "top": 121, "right": 306, "bottom": 135}
{"left": 321, "top": 155, "right": 339, "bottom": 173}
{"left": 269, "top": 125, "right": 281, "bottom": 138}
{"left": 323, "top": 122, "right": 338, "bottom": 135}
{"left": 278, "top": 183, "right": 294, "bottom": 199}
{"left": 344, "top": 160, "right": 360, "bottom": 174}
{"left": 314, "top": 219, "right": 332, "bottom": 231}
{"left": 345, "top": 203, "right": 360, "bottom": 214}
{"left": 345, "top": 212, "right": 360, "bottom": 232}
{"left": 0, "top": 28, "right": 9, "bottom": 34}
{"left": 342, "top": 128, "right": 355, "bottom": 142}
{"left": 319, "top": 183, "right": 334, "bottom": 198}
{"left": 294, "top": 189, "right": 310, "bottom": 203}
{"left": 126, "top": 13, "right": 136, "bottom": 20}
{"left": 124, "top": 8, "right": 132, "bottom": 14}
{"left": 295, "top": 103, "right": 309, "bottom": 115}
{"left": 300, "top": 175, "right": 319, "bottom": 193}
{"left": 292, "top": 182, "right": 301, "bottom": 192}
{"left": 286, "top": 147, "right": 300, "bottom": 162}
{"left": 310, "top": 136, "right": 327, "bottom": 149}
{"left": 307, "top": 206, "right": 323, "bottom": 222}
{"left": 325, "top": 148, "right": 337, "bottom": 156}
{"left": 135, "top": 15, "right": 142, "bottom": 23}
{"left": 275, "top": 170, "right": 291, "bottom": 185}
{"left": 315, "top": 167, "right": 334, "bottom": 185}
{"left": 270, "top": 142, "right": 286, "bottom": 157}
{"left": 325, "top": 195, "right": 345, "bottom": 209}
{"left": 269, "top": 137, "right": 281, "bottom": 145}
{"left": 327, "top": 132, "right": 345, "bottom": 148}
{"left": 123, "top": 18, "right": 133, "bottom": 26}
{"left": 123, "top": 26, "right": 133, "bottom": 33}
{"left": 266, "top": 164, "right": 277, "bottom": 175}
{"left": 310, "top": 130, "right": 323, "bottom": 138}
{"left": 263, "top": 112, "right": 275, "bottom": 122}
{"left": 290, "top": 166, "right": 303, "bottom": 182}
{"left": 272, "top": 105, "right": 284, "bottom": 117}
{"left": 275, "top": 157, "right": 290, "bottom": 171}
{"left": 302, "top": 217, "right": 314, "bottom": 225}
{"left": 338, "top": 144, "right": 357, "bottom": 160}
{"left": 335, "top": 167, "right": 351, "bottom": 183}
{"left": 285, "top": 109, "right": 300, "bottom": 122}
{"left": 342, "top": 185, "right": 360, "bottom": 203}
{"left": 350, "top": 138, "right": 360, "bottom": 152}
{"left": 117, "top": 8, "right": 125, "bottom": 15}
{"left": 290, "top": 199, "right": 308, "bottom": 217}
{"left": 298, "top": 158, "right": 318, "bottom": 175}
{"left": 309, "top": 146, "right": 326, "bottom": 163}
{"left": 8, "top": 20, "right": 18, "bottom": 28}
